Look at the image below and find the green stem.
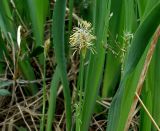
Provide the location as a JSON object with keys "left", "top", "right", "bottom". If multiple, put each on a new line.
{"left": 40, "top": 53, "right": 47, "bottom": 131}
{"left": 76, "top": 56, "right": 84, "bottom": 131}
{"left": 79, "top": 56, "right": 84, "bottom": 107}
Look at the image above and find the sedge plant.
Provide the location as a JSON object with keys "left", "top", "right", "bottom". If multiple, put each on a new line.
{"left": 0, "top": 0, "right": 160, "bottom": 131}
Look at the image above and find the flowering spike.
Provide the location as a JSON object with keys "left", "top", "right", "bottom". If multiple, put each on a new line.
{"left": 69, "top": 20, "right": 96, "bottom": 59}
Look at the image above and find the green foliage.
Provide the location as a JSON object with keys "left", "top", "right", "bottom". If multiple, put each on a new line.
{"left": 0, "top": 0, "right": 15, "bottom": 38}
{"left": 102, "top": 0, "right": 123, "bottom": 97}
{"left": 26, "top": 0, "right": 49, "bottom": 47}
{"left": 80, "top": 0, "right": 111, "bottom": 130}
{"left": 52, "top": 0, "right": 72, "bottom": 130}
{"left": 46, "top": 67, "right": 60, "bottom": 131}
{"left": 107, "top": 2, "right": 160, "bottom": 131}
{"left": 0, "top": 0, "right": 160, "bottom": 130}
{"left": 0, "top": 89, "right": 11, "bottom": 96}
{"left": 0, "top": 81, "right": 13, "bottom": 88}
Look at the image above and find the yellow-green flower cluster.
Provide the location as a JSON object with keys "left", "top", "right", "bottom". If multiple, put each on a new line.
{"left": 69, "top": 20, "right": 96, "bottom": 58}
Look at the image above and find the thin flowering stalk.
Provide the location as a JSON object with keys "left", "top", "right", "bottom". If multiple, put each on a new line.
{"left": 76, "top": 55, "right": 84, "bottom": 131}
{"left": 70, "top": 20, "right": 96, "bottom": 131}
{"left": 40, "top": 39, "right": 50, "bottom": 131}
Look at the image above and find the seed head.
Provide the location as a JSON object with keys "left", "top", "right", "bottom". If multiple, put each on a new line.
{"left": 69, "top": 20, "right": 96, "bottom": 58}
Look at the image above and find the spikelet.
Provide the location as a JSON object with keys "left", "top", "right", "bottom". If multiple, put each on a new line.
{"left": 69, "top": 20, "right": 96, "bottom": 58}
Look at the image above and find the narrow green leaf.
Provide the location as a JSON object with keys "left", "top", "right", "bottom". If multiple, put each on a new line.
{"left": 46, "top": 67, "right": 60, "bottom": 131}
{"left": 102, "top": 0, "right": 123, "bottom": 97}
{"left": 0, "top": 33, "right": 9, "bottom": 73}
{"left": 143, "top": 0, "right": 160, "bottom": 20}
{"left": 140, "top": 80, "right": 153, "bottom": 131}
{"left": 29, "top": 46, "right": 44, "bottom": 57}
{"left": 66, "top": 0, "right": 74, "bottom": 56}
{"left": 80, "top": 0, "right": 111, "bottom": 130}
{"left": 152, "top": 40, "right": 160, "bottom": 131}
{"left": 107, "top": 2, "right": 160, "bottom": 131}
{"left": 136, "top": 0, "right": 150, "bottom": 19}
{"left": 124, "top": 2, "right": 160, "bottom": 76}
{"left": 26, "top": 0, "right": 49, "bottom": 47}
{"left": 52, "top": 0, "right": 72, "bottom": 130}
{"left": 15, "top": 126, "right": 28, "bottom": 131}
{"left": 68, "top": 0, "right": 74, "bottom": 35}
{"left": 0, "top": 0, "right": 15, "bottom": 38}
{"left": 139, "top": 40, "right": 160, "bottom": 131}
{"left": 0, "top": 81, "right": 13, "bottom": 88}
{"left": 18, "top": 59, "right": 38, "bottom": 95}
{"left": 0, "top": 89, "right": 11, "bottom": 96}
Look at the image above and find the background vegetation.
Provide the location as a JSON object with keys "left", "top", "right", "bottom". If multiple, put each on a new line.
{"left": 0, "top": 0, "right": 160, "bottom": 131}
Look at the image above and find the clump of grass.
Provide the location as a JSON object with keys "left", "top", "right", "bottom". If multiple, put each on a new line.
{"left": 0, "top": 0, "right": 160, "bottom": 131}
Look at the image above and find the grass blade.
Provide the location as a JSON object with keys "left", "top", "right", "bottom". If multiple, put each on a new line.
{"left": 26, "top": 0, "right": 49, "bottom": 47}
{"left": 80, "top": 1, "right": 111, "bottom": 130}
{"left": 107, "top": 2, "right": 160, "bottom": 131}
{"left": 0, "top": 0, "right": 15, "bottom": 38}
{"left": 46, "top": 67, "right": 60, "bottom": 131}
{"left": 0, "top": 81, "right": 13, "bottom": 88}
{"left": 18, "top": 59, "right": 38, "bottom": 95}
{"left": 0, "top": 89, "right": 11, "bottom": 96}
{"left": 52, "top": 0, "right": 72, "bottom": 130}
{"left": 140, "top": 64, "right": 154, "bottom": 131}
{"left": 102, "top": 0, "right": 123, "bottom": 97}
{"left": 151, "top": 40, "right": 160, "bottom": 130}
